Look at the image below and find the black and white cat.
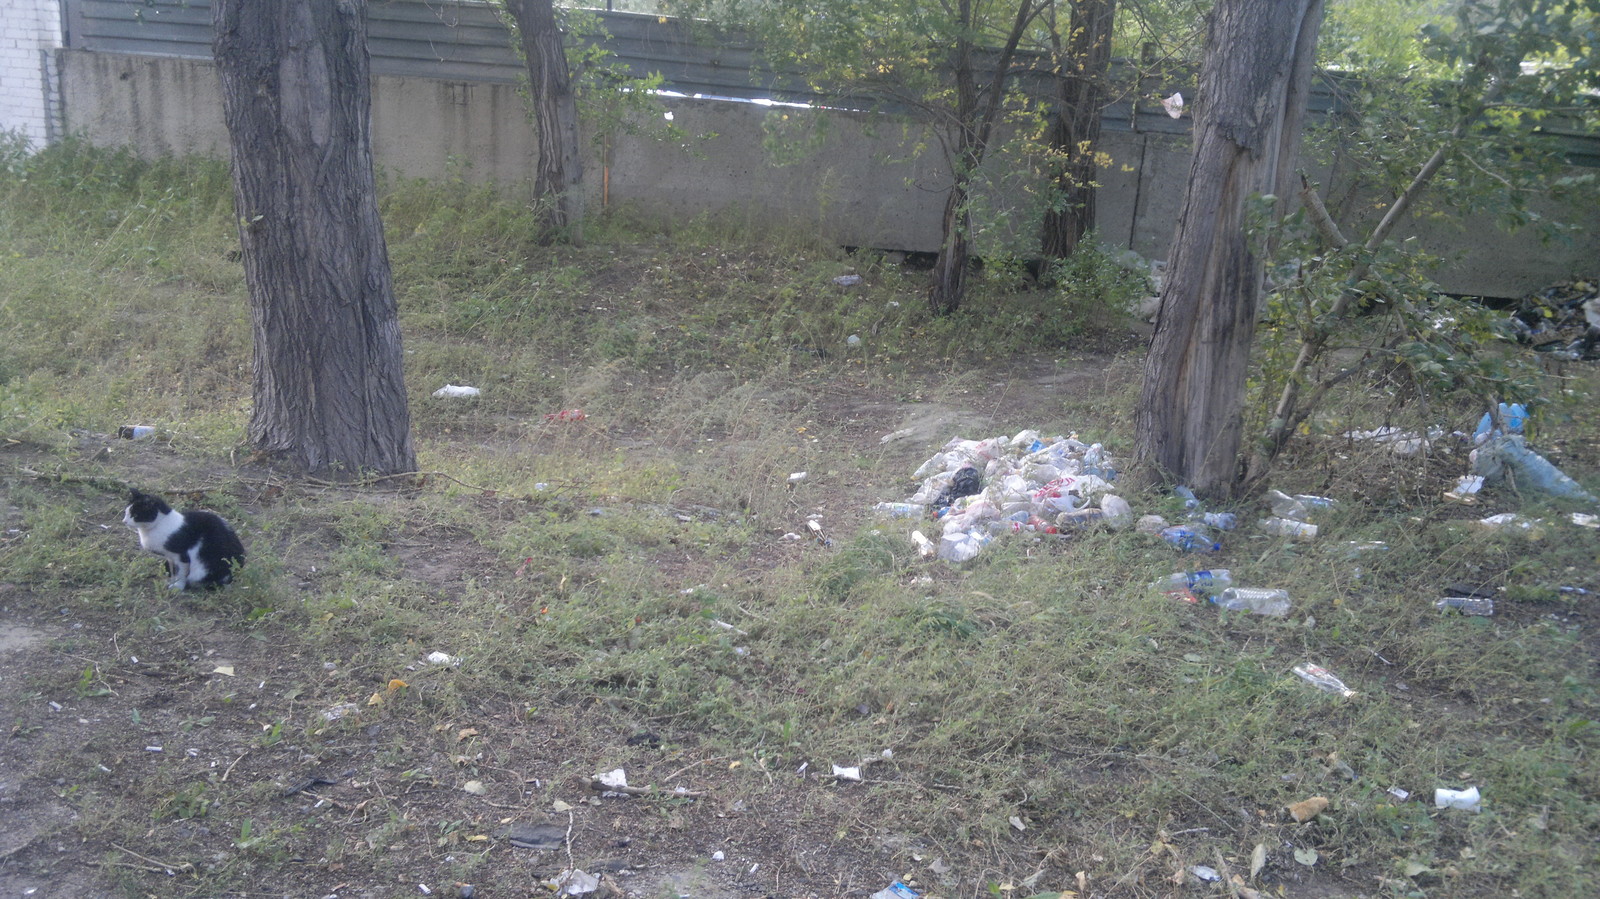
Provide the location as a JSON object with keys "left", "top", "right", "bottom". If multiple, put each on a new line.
{"left": 123, "top": 489, "right": 247, "bottom": 590}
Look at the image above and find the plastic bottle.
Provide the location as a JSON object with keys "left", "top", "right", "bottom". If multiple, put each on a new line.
{"left": 1187, "top": 569, "right": 1233, "bottom": 597}
{"left": 1293, "top": 663, "right": 1356, "bottom": 697}
{"left": 1260, "top": 517, "right": 1318, "bottom": 539}
{"left": 1213, "top": 587, "right": 1290, "bottom": 617}
{"left": 1153, "top": 569, "right": 1232, "bottom": 600}
{"left": 1434, "top": 596, "right": 1495, "bottom": 616}
{"left": 873, "top": 502, "right": 925, "bottom": 518}
{"left": 1198, "top": 511, "right": 1238, "bottom": 530}
{"left": 1159, "top": 525, "right": 1221, "bottom": 553}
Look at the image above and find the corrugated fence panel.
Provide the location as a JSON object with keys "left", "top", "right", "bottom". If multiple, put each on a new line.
{"left": 60, "top": 0, "right": 1594, "bottom": 163}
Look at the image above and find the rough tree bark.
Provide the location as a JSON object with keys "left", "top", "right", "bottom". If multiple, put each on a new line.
{"left": 1130, "top": 0, "right": 1323, "bottom": 497}
{"left": 213, "top": 0, "right": 417, "bottom": 477}
{"left": 1040, "top": 0, "right": 1117, "bottom": 261}
{"left": 506, "top": 0, "right": 584, "bottom": 242}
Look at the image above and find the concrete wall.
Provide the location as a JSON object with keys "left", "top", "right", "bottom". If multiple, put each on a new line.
{"left": 0, "top": 0, "right": 63, "bottom": 149}
{"left": 52, "top": 48, "right": 1600, "bottom": 298}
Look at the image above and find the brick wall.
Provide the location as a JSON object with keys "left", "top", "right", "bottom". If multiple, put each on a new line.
{"left": 0, "top": 0, "right": 63, "bottom": 149}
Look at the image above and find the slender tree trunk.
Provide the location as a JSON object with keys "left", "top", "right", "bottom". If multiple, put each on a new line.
{"left": 1041, "top": 0, "right": 1117, "bottom": 260}
{"left": 928, "top": 0, "right": 1044, "bottom": 315}
{"left": 507, "top": 0, "right": 584, "bottom": 242}
{"left": 1131, "top": 0, "right": 1323, "bottom": 497}
{"left": 213, "top": 0, "right": 416, "bottom": 478}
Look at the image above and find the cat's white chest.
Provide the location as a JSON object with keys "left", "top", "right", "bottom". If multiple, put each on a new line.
{"left": 127, "top": 508, "right": 184, "bottom": 555}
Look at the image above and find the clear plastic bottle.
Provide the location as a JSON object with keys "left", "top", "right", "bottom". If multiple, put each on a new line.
{"left": 1153, "top": 569, "right": 1232, "bottom": 601}
{"left": 1160, "top": 525, "right": 1221, "bottom": 553}
{"left": 1434, "top": 596, "right": 1495, "bottom": 616}
{"left": 1293, "top": 663, "right": 1356, "bottom": 697}
{"left": 873, "top": 502, "right": 925, "bottom": 518}
{"left": 1213, "top": 587, "right": 1290, "bottom": 617}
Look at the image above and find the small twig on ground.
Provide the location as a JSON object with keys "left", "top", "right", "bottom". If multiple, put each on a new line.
{"left": 584, "top": 777, "right": 707, "bottom": 798}
{"left": 663, "top": 756, "right": 727, "bottom": 782}
{"left": 108, "top": 843, "right": 195, "bottom": 876}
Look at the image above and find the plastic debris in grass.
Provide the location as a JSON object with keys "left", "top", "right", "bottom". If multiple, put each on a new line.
{"left": 432, "top": 384, "right": 480, "bottom": 398}
{"left": 886, "top": 429, "right": 1127, "bottom": 562}
{"left": 1435, "top": 786, "right": 1481, "bottom": 812}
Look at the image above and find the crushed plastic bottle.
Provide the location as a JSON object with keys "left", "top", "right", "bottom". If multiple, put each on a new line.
{"left": 1434, "top": 786, "right": 1481, "bottom": 812}
{"left": 1293, "top": 663, "right": 1356, "bottom": 697}
{"left": 1214, "top": 587, "right": 1290, "bottom": 617}
{"left": 1197, "top": 511, "right": 1238, "bottom": 530}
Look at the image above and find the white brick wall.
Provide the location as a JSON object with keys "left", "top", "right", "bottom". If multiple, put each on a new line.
{"left": 0, "top": 0, "right": 64, "bottom": 150}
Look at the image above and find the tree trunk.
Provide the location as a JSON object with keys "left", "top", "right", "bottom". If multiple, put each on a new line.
{"left": 1131, "top": 0, "right": 1323, "bottom": 497}
{"left": 213, "top": 0, "right": 416, "bottom": 478}
{"left": 507, "top": 0, "right": 584, "bottom": 242}
{"left": 1041, "top": 0, "right": 1117, "bottom": 260}
{"left": 927, "top": 0, "right": 1043, "bottom": 316}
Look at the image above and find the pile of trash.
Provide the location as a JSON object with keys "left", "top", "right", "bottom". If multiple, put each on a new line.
{"left": 1506, "top": 277, "right": 1600, "bottom": 362}
{"left": 879, "top": 430, "right": 1132, "bottom": 562}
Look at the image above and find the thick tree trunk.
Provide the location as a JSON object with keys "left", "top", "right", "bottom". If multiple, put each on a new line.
{"left": 1041, "top": 0, "right": 1117, "bottom": 260}
{"left": 507, "top": 0, "right": 584, "bottom": 242}
{"left": 1131, "top": 0, "right": 1323, "bottom": 497}
{"left": 213, "top": 0, "right": 416, "bottom": 478}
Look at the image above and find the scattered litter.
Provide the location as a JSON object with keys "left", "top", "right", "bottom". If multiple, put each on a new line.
{"left": 117, "top": 425, "right": 154, "bottom": 439}
{"left": 712, "top": 850, "right": 725, "bottom": 861}
{"left": 1214, "top": 587, "right": 1290, "bottom": 617}
{"left": 1473, "top": 402, "right": 1528, "bottom": 444}
{"left": 1387, "top": 787, "right": 1411, "bottom": 802}
{"left": 833, "top": 274, "right": 863, "bottom": 287}
{"left": 830, "top": 764, "right": 862, "bottom": 781}
{"left": 911, "top": 530, "right": 935, "bottom": 557}
{"left": 1260, "top": 516, "right": 1319, "bottom": 539}
{"left": 432, "top": 384, "right": 480, "bottom": 398}
{"left": 546, "top": 869, "right": 600, "bottom": 896}
{"left": 1445, "top": 475, "right": 1485, "bottom": 502}
{"left": 212, "top": 664, "right": 235, "bottom": 676}
{"left": 1474, "top": 512, "right": 1543, "bottom": 533}
{"left": 1293, "top": 663, "right": 1356, "bottom": 697}
{"left": 1188, "top": 865, "right": 1220, "bottom": 883}
{"left": 543, "top": 408, "right": 586, "bottom": 422}
{"left": 1573, "top": 513, "right": 1599, "bottom": 528}
{"left": 1344, "top": 426, "right": 1437, "bottom": 456}
{"left": 1153, "top": 568, "right": 1232, "bottom": 602}
{"left": 788, "top": 471, "right": 808, "bottom": 483}
{"left": 320, "top": 702, "right": 359, "bottom": 722}
{"left": 1160, "top": 525, "right": 1220, "bottom": 553}
{"left": 869, "top": 882, "right": 920, "bottom": 899}
{"left": 1434, "top": 597, "right": 1495, "bottom": 616}
{"left": 462, "top": 780, "right": 486, "bottom": 795}
{"left": 928, "top": 858, "right": 951, "bottom": 875}
{"left": 426, "top": 651, "right": 460, "bottom": 666}
{"left": 1472, "top": 434, "right": 1598, "bottom": 503}
{"left": 880, "top": 428, "right": 916, "bottom": 444}
{"left": 1287, "top": 796, "right": 1330, "bottom": 823}
{"left": 806, "top": 518, "right": 831, "bottom": 546}
{"left": 1009, "top": 815, "right": 1027, "bottom": 831}
{"left": 596, "top": 769, "right": 628, "bottom": 790}
{"left": 1434, "top": 786, "right": 1481, "bottom": 812}
{"left": 873, "top": 502, "right": 924, "bottom": 518}
{"left": 1161, "top": 92, "right": 1185, "bottom": 118}
{"left": 847, "top": 334, "right": 862, "bottom": 346}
